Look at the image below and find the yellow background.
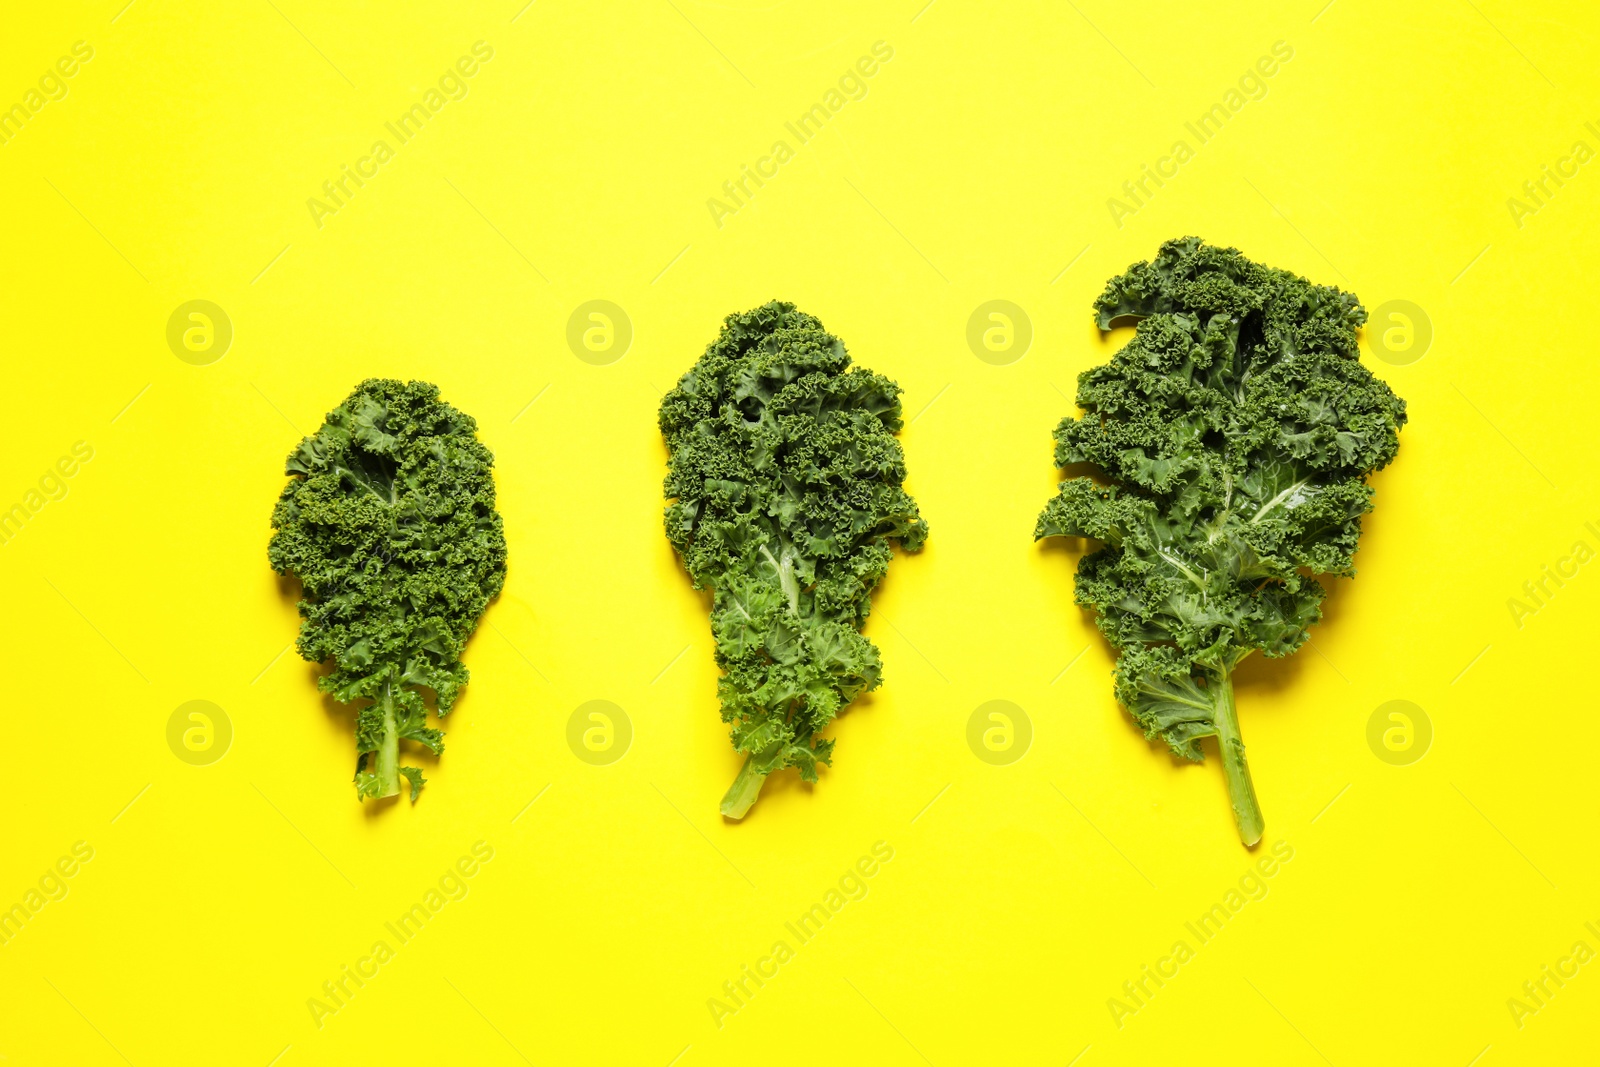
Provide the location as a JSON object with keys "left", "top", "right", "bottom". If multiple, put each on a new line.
{"left": 2, "top": 0, "right": 1597, "bottom": 1063}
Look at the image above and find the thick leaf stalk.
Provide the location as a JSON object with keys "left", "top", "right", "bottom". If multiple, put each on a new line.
{"left": 1210, "top": 667, "right": 1263, "bottom": 847}
{"left": 373, "top": 684, "right": 401, "bottom": 800}
{"left": 720, "top": 751, "right": 776, "bottom": 819}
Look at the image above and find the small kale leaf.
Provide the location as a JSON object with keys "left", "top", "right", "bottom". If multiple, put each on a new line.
{"left": 269, "top": 379, "right": 507, "bottom": 802}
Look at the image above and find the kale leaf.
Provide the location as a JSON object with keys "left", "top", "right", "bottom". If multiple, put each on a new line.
{"left": 268, "top": 379, "right": 507, "bottom": 802}
{"left": 661, "top": 302, "right": 928, "bottom": 819}
{"left": 1036, "top": 238, "right": 1406, "bottom": 845}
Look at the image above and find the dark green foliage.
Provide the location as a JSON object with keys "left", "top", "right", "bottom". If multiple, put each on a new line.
{"left": 661, "top": 302, "right": 928, "bottom": 818}
{"left": 1036, "top": 238, "right": 1406, "bottom": 844}
{"left": 268, "top": 379, "right": 507, "bottom": 802}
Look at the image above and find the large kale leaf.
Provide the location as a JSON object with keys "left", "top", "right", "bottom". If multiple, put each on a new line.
{"left": 268, "top": 379, "right": 507, "bottom": 802}
{"left": 1036, "top": 237, "right": 1406, "bottom": 845}
{"left": 661, "top": 302, "right": 928, "bottom": 818}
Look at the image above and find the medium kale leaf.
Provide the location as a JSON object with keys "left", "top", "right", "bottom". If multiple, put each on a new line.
{"left": 1036, "top": 238, "right": 1406, "bottom": 845}
{"left": 661, "top": 302, "right": 928, "bottom": 819}
{"left": 268, "top": 379, "right": 507, "bottom": 802}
